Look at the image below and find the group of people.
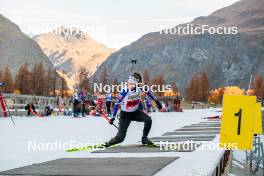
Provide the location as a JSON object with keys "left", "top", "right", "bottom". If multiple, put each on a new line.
{"left": 24, "top": 72, "right": 164, "bottom": 146}
{"left": 71, "top": 91, "right": 96, "bottom": 117}
{"left": 25, "top": 103, "right": 54, "bottom": 116}
{"left": 71, "top": 88, "right": 161, "bottom": 118}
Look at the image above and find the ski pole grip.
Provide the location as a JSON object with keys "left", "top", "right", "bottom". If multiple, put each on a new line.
{"left": 101, "top": 114, "right": 118, "bottom": 129}
{"left": 102, "top": 114, "right": 110, "bottom": 122}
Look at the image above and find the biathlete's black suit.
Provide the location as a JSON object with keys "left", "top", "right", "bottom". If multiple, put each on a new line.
{"left": 105, "top": 73, "right": 162, "bottom": 146}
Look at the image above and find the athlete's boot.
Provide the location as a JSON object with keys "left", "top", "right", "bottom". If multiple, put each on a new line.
{"left": 142, "top": 136, "right": 154, "bottom": 145}
{"left": 102, "top": 142, "right": 112, "bottom": 148}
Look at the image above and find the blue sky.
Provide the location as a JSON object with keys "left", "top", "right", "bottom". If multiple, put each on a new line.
{"left": 0, "top": 0, "right": 239, "bottom": 49}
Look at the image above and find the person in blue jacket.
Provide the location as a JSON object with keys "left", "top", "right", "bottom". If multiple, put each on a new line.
{"left": 145, "top": 95, "right": 152, "bottom": 113}
{"left": 105, "top": 92, "right": 113, "bottom": 116}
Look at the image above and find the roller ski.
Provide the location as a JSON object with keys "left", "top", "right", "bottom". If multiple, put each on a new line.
{"left": 66, "top": 142, "right": 114, "bottom": 152}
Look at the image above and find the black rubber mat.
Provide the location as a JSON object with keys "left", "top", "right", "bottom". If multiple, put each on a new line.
{"left": 199, "top": 122, "right": 221, "bottom": 124}
{"left": 190, "top": 124, "right": 220, "bottom": 127}
{"left": 150, "top": 135, "right": 216, "bottom": 142}
{"left": 92, "top": 144, "right": 199, "bottom": 153}
{"left": 182, "top": 126, "right": 220, "bottom": 129}
{"left": 0, "top": 157, "right": 178, "bottom": 176}
{"left": 201, "top": 120, "right": 221, "bottom": 122}
{"left": 162, "top": 131, "right": 219, "bottom": 136}
{"left": 175, "top": 128, "right": 220, "bottom": 132}
{"left": 204, "top": 120, "right": 221, "bottom": 122}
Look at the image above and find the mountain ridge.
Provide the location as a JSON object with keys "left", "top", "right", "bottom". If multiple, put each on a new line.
{"left": 34, "top": 26, "right": 115, "bottom": 88}
{"left": 0, "top": 15, "right": 54, "bottom": 76}
{"left": 92, "top": 0, "right": 264, "bottom": 92}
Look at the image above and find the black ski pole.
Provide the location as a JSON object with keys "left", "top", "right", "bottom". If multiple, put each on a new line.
{"left": 112, "top": 123, "right": 119, "bottom": 129}
{"left": 102, "top": 114, "right": 118, "bottom": 129}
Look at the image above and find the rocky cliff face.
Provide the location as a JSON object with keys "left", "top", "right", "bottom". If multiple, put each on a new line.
{"left": 34, "top": 27, "right": 115, "bottom": 86}
{"left": 93, "top": 0, "right": 264, "bottom": 92}
{"left": 0, "top": 15, "right": 53, "bottom": 76}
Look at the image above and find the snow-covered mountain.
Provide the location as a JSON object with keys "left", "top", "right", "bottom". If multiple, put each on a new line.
{"left": 34, "top": 27, "right": 115, "bottom": 85}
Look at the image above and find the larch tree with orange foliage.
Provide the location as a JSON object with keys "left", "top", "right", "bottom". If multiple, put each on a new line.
{"left": 151, "top": 75, "right": 165, "bottom": 97}
{"left": 0, "top": 66, "right": 13, "bottom": 93}
{"left": 45, "top": 67, "right": 53, "bottom": 96}
{"left": 208, "top": 86, "right": 245, "bottom": 104}
{"left": 32, "top": 62, "right": 46, "bottom": 96}
{"left": 185, "top": 76, "right": 195, "bottom": 101}
{"left": 171, "top": 81, "right": 179, "bottom": 96}
{"left": 78, "top": 67, "right": 90, "bottom": 93}
{"left": 198, "top": 73, "right": 210, "bottom": 102}
{"left": 185, "top": 73, "right": 209, "bottom": 102}
{"left": 15, "top": 63, "right": 32, "bottom": 95}
{"left": 224, "top": 86, "right": 245, "bottom": 95}
{"left": 143, "top": 69, "right": 150, "bottom": 85}
{"left": 192, "top": 76, "right": 199, "bottom": 101}
{"left": 252, "top": 74, "right": 264, "bottom": 99}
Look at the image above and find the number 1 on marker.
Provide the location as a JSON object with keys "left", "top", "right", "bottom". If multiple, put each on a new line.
{"left": 234, "top": 109, "right": 242, "bottom": 135}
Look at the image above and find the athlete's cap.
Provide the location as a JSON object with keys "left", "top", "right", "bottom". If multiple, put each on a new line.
{"left": 128, "top": 75, "right": 139, "bottom": 84}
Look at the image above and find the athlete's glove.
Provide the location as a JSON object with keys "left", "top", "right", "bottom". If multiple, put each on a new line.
{"left": 155, "top": 100, "right": 162, "bottom": 110}
{"left": 109, "top": 118, "right": 115, "bottom": 125}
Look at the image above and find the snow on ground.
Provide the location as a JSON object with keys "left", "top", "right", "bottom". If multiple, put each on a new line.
{"left": 156, "top": 135, "right": 225, "bottom": 176}
{"left": 0, "top": 108, "right": 222, "bottom": 175}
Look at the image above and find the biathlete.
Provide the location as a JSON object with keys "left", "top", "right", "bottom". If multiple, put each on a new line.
{"left": 103, "top": 72, "right": 162, "bottom": 147}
